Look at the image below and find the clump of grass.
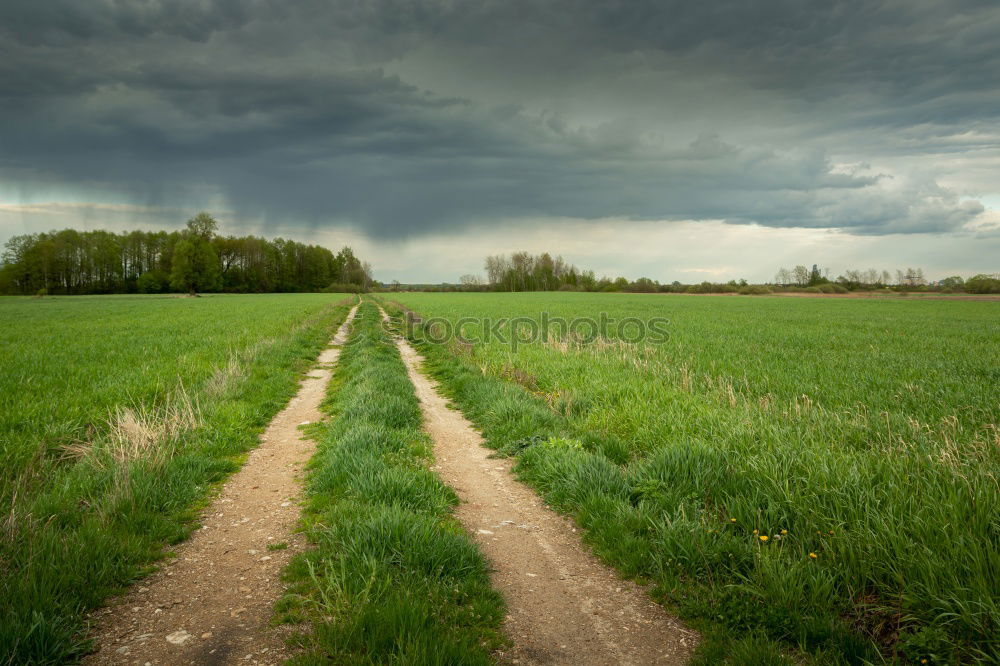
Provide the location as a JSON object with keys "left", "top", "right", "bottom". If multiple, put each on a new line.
{"left": 204, "top": 354, "right": 249, "bottom": 397}
{"left": 278, "top": 301, "right": 506, "bottom": 663}
{"left": 60, "top": 381, "right": 201, "bottom": 468}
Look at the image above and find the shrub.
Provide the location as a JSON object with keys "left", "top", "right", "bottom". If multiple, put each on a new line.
{"left": 136, "top": 271, "right": 166, "bottom": 294}
{"left": 965, "top": 274, "right": 1000, "bottom": 294}
{"left": 688, "top": 282, "right": 738, "bottom": 294}
{"left": 738, "top": 285, "right": 772, "bottom": 295}
{"left": 626, "top": 278, "right": 659, "bottom": 293}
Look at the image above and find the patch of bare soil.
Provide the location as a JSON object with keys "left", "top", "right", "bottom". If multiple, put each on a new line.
{"left": 84, "top": 303, "right": 358, "bottom": 666}
{"left": 383, "top": 307, "right": 698, "bottom": 665}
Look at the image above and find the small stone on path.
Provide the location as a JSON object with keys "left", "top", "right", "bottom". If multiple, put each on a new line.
{"left": 165, "top": 630, "right": 191, "bottom": 645}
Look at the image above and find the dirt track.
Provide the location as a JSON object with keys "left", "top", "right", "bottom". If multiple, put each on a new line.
{"left": 84, "top": 303, "right": 358, "bottom": 666}
{"left": 383, "top": 306, "right": 698, "bottom": 665}
{"left": 84, "top": 299, "right": 696, "bottom": 665}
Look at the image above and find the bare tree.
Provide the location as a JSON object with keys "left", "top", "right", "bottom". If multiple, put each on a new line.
{"left": 484, "top": 254, "right": 508, "bottom": 286}
{"left": 792, "top": 265, "right": 810, "bottom": 286}
{"left": 898, "top": 267, "right": 927, "bottom": 287}
{"left": 362, "top": 261, "right": 374, "bottom": 289}
{"left": 510, "top": 251, "right": 531, "bottom": 291}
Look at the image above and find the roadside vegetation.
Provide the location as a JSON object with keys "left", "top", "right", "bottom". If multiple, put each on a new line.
{"left": 385, "top": 292, "right": 1000, "bottom": 664}
{"left": 0, "top": 293, "right": 353, "bottom": 663}
{"left": 277, "top": 300, "right": 506, "bottom": 663}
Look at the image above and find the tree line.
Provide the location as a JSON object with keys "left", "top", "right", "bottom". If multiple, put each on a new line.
{"left": 0, "top": 213, "right": 373, "bottom": 295}
{"left": 472, "top": 252, "right": 1000, "bottom": 294}
{"left": 479, "top": 252, "right": 589, "bottom": 291}
{"left": 378, "top": 251, "right": 998, "bottom": 295}
{"left": 411, "top": 251, "right": 701, "bottom": 293}
{"left": 774, "top": 264, "right": 1000, "bottom": 293}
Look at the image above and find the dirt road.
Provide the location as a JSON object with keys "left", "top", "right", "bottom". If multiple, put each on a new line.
{"left": 384, "top": 306, "right": 697, "bottom": 665}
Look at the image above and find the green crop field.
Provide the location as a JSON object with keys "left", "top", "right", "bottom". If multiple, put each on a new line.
{"left": 0, "top": 293, "right": 353, "bottom": 663}
{"left": 385, "top": 292, "right": 1000, "bottom": 663}
{"left": 2, "top": 291, "right": 997, "bottom": 664}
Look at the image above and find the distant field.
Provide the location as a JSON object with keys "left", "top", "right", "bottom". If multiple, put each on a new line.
{"left": 388, "top": 292, "right": 1000, "bottom": 662}
{"left": 0, "top": 293, "right": 351, "bottom": 663}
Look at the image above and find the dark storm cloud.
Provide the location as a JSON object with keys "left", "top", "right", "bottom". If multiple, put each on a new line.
{"left": 0, "top": 0, "right": 255, "bottom": 44}
{"left": 0, "top": 0, "right": 996, "bottom": 237}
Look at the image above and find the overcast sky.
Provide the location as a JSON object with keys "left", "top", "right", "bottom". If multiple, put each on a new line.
{"left": 1, "top": 0, "right": 998, "bottom": 283}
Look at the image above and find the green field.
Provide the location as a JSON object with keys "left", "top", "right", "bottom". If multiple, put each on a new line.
{"left": 0, "top": 293, "right": 353, "bottom": 663}
{"left": 385, "top": 292, "right": 1000, "bottom": 663}
{"left": 2, "top": 291, "right": 997, "bottom": 664}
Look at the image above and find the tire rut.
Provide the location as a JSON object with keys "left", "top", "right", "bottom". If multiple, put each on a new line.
{"left": 381, "top": 306, "right": 698, "bottom": 665}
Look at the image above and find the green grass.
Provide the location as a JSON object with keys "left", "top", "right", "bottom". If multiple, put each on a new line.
{"left": 384, "top": 292, "right": 1000, "bottom": 664}
{"left": 0, "top": 293, "right": 354, "bottom": 664}
{"left": 277, "top": 300, "right": 506, "bottom": 664}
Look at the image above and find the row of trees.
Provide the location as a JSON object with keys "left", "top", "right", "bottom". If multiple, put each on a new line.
{"left": 0, "top": 213, "right": 372, "bottom": 295}
{"left": 386, "top": 275, "right": 772, "bottom": 294}
{"left": 387, "top": 252, "right": 998, "bottom": 295}
{"left": 774, "top": 264, "right": 1000, "bottom": 293}
{"left": 935, "top": 274, "right": 1000, "bottom": 293}
{"left": 459, "top": 252, "right": 719, "bottom": 293}
{"left": 474, "top": 252, "right": 665, "bottom": 292}
{"left": 474, "top": 252, "right": 998, "bottom": 295}
{"left": 774, "top": 264, "right": 925, "bottom": 288}
{"left": 480, "top": 252, "right": 587, "bottom": 291}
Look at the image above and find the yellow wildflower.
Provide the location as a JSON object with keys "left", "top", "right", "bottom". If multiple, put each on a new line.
{"left": 730, "top": 518, "right": 737, "bottom": 523}
{"left": 809, "top": 552, "right": 818, "bottom": 559}
{"left": 759, "top": 535, "right": 769, "bottom": 542}
{"left": 780, "top": 529, "right": 788, "bottom": 535}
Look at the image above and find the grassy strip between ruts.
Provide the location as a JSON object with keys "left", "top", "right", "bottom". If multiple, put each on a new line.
{"left": 277, "top": 300, "right": 506, "bottom": 664}
{"left": 1, "top": 297, "right": 354, "bottom": 665}
{"left": 380, "top": 298, "right": 934, "bottom": 666}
